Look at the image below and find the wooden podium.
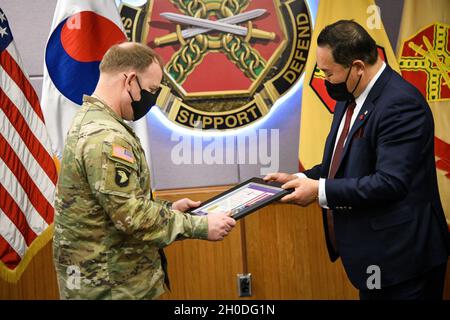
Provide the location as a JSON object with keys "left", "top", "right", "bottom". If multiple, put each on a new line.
{"left": 1, "top": 185, "right": 448, "bottom": 299}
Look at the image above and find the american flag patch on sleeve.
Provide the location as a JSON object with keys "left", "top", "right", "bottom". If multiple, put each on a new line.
{"left": 111, "top": 144, "right": 135, "bottom": 163}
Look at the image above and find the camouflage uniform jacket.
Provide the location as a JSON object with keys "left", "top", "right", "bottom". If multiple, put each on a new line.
{"left": 53, "top": 95, "right": 208, "bottom": 300}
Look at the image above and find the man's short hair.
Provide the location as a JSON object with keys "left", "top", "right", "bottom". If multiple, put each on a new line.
{"left": 317, "top": 20, "right": 378, "bottom": 67}
{"left": 99, "top": 42, "right": 164, "bottom": 73}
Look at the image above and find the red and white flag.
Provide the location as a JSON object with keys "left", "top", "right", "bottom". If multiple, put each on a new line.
{"left": 0, "top": 7, "right": 57, "bottom": 282}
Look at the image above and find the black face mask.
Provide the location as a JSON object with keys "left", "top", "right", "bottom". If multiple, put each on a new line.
{"left": 126, "top": 75, "right": 161, "bottom": 121}
{"left": 325, "top": 64, "right": 362, "bottom": 101}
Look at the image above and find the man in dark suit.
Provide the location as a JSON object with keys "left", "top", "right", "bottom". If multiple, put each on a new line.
{"left": 265, "top": 20, "right": 449, "bottom": 300}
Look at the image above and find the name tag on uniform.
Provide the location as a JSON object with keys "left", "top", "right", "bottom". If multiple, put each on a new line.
{"left": 111, "top": 144, "right": 135, "bottom": 164}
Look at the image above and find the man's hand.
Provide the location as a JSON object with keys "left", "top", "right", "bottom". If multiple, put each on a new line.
{"left": 280, "top": 178, "right": 319, "bottom": 207}
{"left": 263, "top": 172, "right": 298, "bottom": 184}
{"left": 172, "top": 198, "right": 201, "bottom": 212}
{"left": 207, "top": 212, "right": 236, "bottom": 241}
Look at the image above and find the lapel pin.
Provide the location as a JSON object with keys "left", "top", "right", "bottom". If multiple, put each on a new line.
{"left": 359, "top": 110, "right": 368, "bottom": 120}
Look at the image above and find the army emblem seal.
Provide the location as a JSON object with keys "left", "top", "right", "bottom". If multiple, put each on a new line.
{"left": 120, "top": 0, "right": 312, "bottom": 130}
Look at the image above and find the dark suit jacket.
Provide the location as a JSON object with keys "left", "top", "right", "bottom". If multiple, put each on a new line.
{"left": 303, "top": 65, "right": 450, "bottom": 290}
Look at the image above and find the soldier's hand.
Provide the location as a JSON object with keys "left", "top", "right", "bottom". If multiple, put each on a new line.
{"left": 207, "top": 212, "right": 236, "bottom": 241}
{"left": 172, "top": 198, "right": 201, "bottom": 212}
{"left": 263, "top": 172, "right": 298, "bottom": 184}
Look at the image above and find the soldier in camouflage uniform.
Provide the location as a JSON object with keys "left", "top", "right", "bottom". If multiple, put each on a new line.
{"left": 53, "top": 43, "right": 236, "bottom": 300}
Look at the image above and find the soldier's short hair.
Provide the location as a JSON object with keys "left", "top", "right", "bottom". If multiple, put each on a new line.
{"left": 100, "top": 42, "right": 164, "bottom": 74}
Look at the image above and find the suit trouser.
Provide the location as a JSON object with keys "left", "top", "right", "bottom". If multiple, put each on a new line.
{"left": 359, "top": 261, "right": 448, "bottom": 300}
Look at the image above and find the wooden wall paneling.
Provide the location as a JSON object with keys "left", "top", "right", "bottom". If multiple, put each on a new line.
{"left": 0, "top": 241, "right": 59, "bottom": 300}
{"left": 157, "top": 186, "right": 245, "bottom": 300}
{"left": 303, "top": 205, "right": 358, "bottom": 299}
{"left": 244, "top": 202, "right": 358, "bottom": 299}
{"left": 0, "top": 185, "right": 448, "bottom": 300}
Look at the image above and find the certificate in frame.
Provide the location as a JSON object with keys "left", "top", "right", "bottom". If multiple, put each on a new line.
{"left": 190, "top": 177, "right": 293, "bottom": 220}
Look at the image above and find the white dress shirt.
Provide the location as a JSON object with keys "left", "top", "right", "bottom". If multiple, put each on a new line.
{"left": 296, "top": 62, "right": 386, "bottom": 209}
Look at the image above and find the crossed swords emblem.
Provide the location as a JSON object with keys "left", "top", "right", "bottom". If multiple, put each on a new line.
{"left": 399, "top": 23, "right": 450, "bottom": 101}
{"left": 407, "top": 36, "right": 450, "bottom": 91}
{"left": 153, "top": 8, "right": 276, "bottom": 83}
{"left": 154, "top": 9, "right": 275, "bottom": 46}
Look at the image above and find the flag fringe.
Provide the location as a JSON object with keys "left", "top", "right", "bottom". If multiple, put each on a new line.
{"left": 0, "top": 224, "right": 54, "bottom": 283}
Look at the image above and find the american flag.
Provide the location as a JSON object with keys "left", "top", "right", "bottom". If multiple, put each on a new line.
{"left": 0, "top": 8, "right": 57, "bottom": 280}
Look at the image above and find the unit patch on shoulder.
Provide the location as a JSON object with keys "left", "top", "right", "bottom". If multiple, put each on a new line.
{"left": 115, "top": 167, "right": 130, "bottom": 187}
